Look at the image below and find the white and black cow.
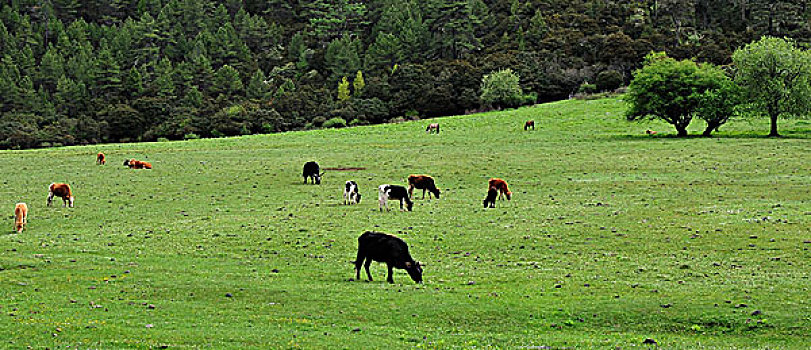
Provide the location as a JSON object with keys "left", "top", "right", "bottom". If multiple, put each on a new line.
{"left": 378, "top": 184, "right": 413, "bottom": 211}
{"left": 303, "top": 161, "right": 324, "bottom": 184}
{"left": 344, "top": 180, "right": 362, "bottom": 205}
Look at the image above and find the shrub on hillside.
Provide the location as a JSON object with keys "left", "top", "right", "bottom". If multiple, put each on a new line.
{"left": 323, "top": 117, "right": 347, "bottom": 128}
{"left": 480, "top": 69, "right": 524, "bottom": 109}
{"left": 596, "top": 70, "right": 624, "bottom": 91}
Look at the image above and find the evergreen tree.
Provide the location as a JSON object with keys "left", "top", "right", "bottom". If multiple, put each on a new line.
{"left": 212, "top": 64, "right": 244, "bottom": 98}
{"left": 38, "top": 45, "right": 64, "bottom": 92}
{"left": 247, "top": 69, "right": 271, "bottom": 100}
{"left": 94, "top": 42, "right": 122, "bottom": 100}
{"left": 324, "top": 36, "right": 361, "bottom": 83}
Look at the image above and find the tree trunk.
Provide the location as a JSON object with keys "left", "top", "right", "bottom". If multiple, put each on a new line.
{"left": 702, "top": 122, "right": 717, "bottom": 137}
{"left": 768, "top": 113, "right": 780, "bottom": 137}
{"left": 676, "top": 126, "right": 688, "bottom": 137}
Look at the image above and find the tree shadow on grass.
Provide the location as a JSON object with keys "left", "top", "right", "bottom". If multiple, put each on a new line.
{"left": 606, "top": 128, "right": 811, "bottom": 142}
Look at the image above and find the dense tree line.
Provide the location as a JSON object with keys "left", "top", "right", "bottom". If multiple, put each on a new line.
{"left": 0, "top": 0, "right": 808, "bottom": 148}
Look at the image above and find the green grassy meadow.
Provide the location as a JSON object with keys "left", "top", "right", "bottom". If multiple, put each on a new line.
{"left": 1, "top": 97, "right": 809, "bottom": 349}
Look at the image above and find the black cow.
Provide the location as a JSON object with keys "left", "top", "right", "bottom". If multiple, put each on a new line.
{"left": 378, "top": 184, "right": 413, "bottom": 211}
{"left": 483, "top": 186, "right": 498, "bottom": 208}
{"left": 303, "top": 161, "right": 324, "bottom": 184}
{"left": 344, "top": 180, "right": 362, "bottom": 205}
{"left": 354, "top": 231, "right": 423, "bottom": 284}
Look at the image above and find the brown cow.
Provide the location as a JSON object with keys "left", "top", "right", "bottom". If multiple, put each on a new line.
{"left": 524, "top": 120, "right": 535, "bottom": 130}
{"left": 407, "top": 175, "right": 441, "bottom": 199}
{"left": 14, "top": 203, "right": 27, "bottom": 233}
{"left": 48, "top": 183, "right": 74, "bottom": 207}
{"left": 488, "top": 178, "right": 512, "bottom": 200}
{"left": 645, "top": 129, "right": 657, "bottom": 135}
{"left": 426, "top": 123, "right": 440, "bottom": 134}
{"left": 97, "top": 152, "right": 106, "bottom": 165}
{"left": 124, "top": 159, "right": 152, "bottom": 169}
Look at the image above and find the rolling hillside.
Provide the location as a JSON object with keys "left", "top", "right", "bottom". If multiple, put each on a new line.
{"left": 1, "top": 97, "right": 809, "bottom": 348}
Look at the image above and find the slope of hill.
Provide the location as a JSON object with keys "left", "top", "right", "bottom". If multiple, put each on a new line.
{"left": 0, "top": 97, "right": 809, "bottom": 348}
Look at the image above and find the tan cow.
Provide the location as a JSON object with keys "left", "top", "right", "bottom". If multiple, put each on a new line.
{"left": 14, "top": 203, "right": 27, "bottom": 233}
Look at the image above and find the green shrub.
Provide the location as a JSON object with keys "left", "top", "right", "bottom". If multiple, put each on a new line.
{"left": 323, "top": 117, "right": 347, "bottom": 128}
{"left": 596, "top": 70, "right": 624, "bottom": 92}
{"left": 578, "top": 82, "right": 597, "bottom": 94}
{"left": 312, "top": 116, "right": 327, "bottom": 127}
{"left": 157, "top": 137, "right": 170, "bottom": 142}
{"left": 480, "top": 69, "right": 525, "bottom": 108}
{"left": 184, "top": 133, "right": 200, "bottom": 140}
{"left": 349, "top": 118, "right": 367, "bottom": 126}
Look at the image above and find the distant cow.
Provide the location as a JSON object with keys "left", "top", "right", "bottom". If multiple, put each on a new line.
{"left": 646, "top": 129, "right": 657, "bottom": 135}
{"left": 407, "top": 174, "right": 441, "bottom": 199}
{"left": 47, "top": 183, "right": 74, "bottom": 208}
{"left": 525, "top": 120, "right": 535, "bottom": 130}
{"left": 303, "top": 161, "right": 324, "bottom": 184}
{"left": 483, "top": 187, "right": 498, "bottom": 208}
{"left": 96, "top": 152, "right": 106, "bottom": 165}
{"left": 378, "top": 184, "right": 413, "bottom": 212}
{"left": 354, "top": 231, "right": 423, "bottom": 284}
{"left": 124, "top": 159, "right": 152, "bottom": 169}
{"left": 488, "top": 178, "right": 512, "bottom": 200}
{"left": 14, "top": 203, "right": 27, "bottom": 233}
{"left": 344, "top": 180, "right": 362, "bottom": 205}
{"left": 426, "top": 123, "right": 440, "bottom": 134}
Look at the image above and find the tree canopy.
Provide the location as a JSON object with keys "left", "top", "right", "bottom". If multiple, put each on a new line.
{"left": 732, "top": 36, "right": 811, "bottom": 137}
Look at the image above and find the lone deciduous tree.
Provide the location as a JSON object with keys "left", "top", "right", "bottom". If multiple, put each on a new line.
{"left": 732, "top": 36, "right": 811, "bottom": 137}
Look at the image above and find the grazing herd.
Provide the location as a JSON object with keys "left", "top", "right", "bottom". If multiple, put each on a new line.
{"left": 303, "top": 155, "right": 513, "bottom": 283}
{"left": 10, "top": 119, "right": 658, "bottom": 284}
{"left": 12, "top": 154, "right": 151, "bottom": 234}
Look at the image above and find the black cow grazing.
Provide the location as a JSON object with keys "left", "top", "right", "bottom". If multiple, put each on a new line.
{"left": 344, "top": 180, "right": 362, "bottom": 205}
{"left": 483, "top": 186, "right": 498, "bottom": 208}
{"left": 354, "top": 231, "right": 423, "bottom": 284}
{"left": 303, "top": 161, "right": 324, "bottom": 184}
{"left": 407, "top": 174, "right": 441, "bottom": 199}
{"left": 378, "top": 184, "right": 413, "bottom": 211}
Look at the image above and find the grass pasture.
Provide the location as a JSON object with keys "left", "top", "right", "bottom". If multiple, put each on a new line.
{"left": 1, "top": 97, "right": 809, "bottom": 349}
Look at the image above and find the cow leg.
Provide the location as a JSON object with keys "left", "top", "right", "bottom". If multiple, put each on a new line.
{"left": 364, "top": 259, "right": 373, "bottom": 281}
{"left": 354, "top": 254, "right": 364, "bottom": 280}
{"left": 386, "top": 263, "right": 394, "bottom": 283}
{"left": 422, "top": 188, "right": 426, "bottom": 199}
{"left": 47, "top": 192, "right": 53, "bottom": 207}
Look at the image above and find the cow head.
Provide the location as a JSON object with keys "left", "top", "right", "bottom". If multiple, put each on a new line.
{"left": 314, "top": 172, "right": 325, "bottom": 185}
{"left": 431, "top": 188, "right": 441, "bottom": 199}
{"left": 355, "top": 193, "right": 362, "bottom": 204}
{"left": 68, "top": 196, "right": 75, "bottom": 208}
{"left": 123, "top": 159, "right": 130, "bottom": 166}
{"left": 405, "top": 261, "right": 423, "bottom": 283}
